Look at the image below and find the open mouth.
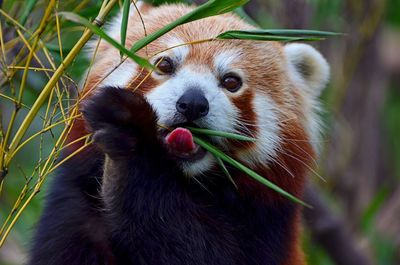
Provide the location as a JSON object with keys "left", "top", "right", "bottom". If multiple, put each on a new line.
{"left": 163, "top": 123, "right": 207, "bottom": 162}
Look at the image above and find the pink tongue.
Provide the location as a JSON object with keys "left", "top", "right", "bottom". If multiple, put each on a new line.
{"left": 166, "top": 128, "right": 196, "bottom": 153}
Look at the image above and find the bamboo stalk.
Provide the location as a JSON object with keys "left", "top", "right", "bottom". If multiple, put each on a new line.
{"left": 0, "top": 0, "right": 56, "bottom": 178}
{"left": 4, "top": 0, "right": 118, "bottom": 167}
{"left": 5, "top": 114, "right": 83, "bottom": 165}
{"left": 0, "top": 141, "right": 91, "bottom": 247}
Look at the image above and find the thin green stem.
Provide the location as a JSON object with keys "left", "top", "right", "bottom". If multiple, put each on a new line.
{"left": 6, "top": 0, "right": 118, "bottom": 165}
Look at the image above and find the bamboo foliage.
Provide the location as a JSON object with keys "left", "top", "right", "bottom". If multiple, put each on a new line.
{"left": 0, "top": 0, "right": 118, "bottom": 246}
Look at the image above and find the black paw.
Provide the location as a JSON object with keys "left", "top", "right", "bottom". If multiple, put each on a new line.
{"left": 81, "top": 86, "right": 159, "bottom": 157}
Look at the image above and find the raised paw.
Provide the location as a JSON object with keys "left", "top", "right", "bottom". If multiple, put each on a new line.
{"left": 81, "top": 86, "right": 159, "bottom": 156}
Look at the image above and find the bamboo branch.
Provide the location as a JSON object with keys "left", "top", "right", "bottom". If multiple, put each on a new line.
{"left": 3, "top": 0, "right": 118, "bottom": 169}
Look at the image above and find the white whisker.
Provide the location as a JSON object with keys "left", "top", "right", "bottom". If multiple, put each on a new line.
{"left": 277, "top": 149, "right": 326, "bottom": 182}
{"left": 270, "top": 156, "right": 296, "bottom": 179}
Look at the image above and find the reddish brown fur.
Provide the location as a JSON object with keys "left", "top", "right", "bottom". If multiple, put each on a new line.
{"left": 127, "top": 69, "right": 159, "bottom": 95}
{"left": 66, "top": 118, "right": 88, "bottom": 152}
{"left": 233, "top": 121, "right": 313, "bottom": 264}
{"left": 66, "top": 73, "right": 103, "bottom": 153}
{"left": 235, "top": 121, "right": 313, "bottom": 204}
{"left": 281, "top": 213, "right": 306, "bottom": 265}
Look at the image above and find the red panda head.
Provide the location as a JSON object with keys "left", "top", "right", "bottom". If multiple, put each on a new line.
{"left": 83, "top": 3, "right": 329, "bottom": 179}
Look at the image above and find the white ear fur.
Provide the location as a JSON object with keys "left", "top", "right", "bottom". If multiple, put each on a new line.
{"left": 284, "top": 43, "right": 330, "bottom": 98}
{"left": 106, "top": 1, "right": 152, "bottom": 37}
{"left": 133, "top": 0, "right": 154, "bottom": 11}
{"left": 134, "top": 0, "right": 146, "bottom": 9}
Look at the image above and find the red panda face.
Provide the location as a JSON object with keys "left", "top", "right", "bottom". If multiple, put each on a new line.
{"left": 84, "top": 3, "right": 329, "bottom": 177}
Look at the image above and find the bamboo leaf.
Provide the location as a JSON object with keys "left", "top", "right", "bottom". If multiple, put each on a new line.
{"left": 217, "top": 33, "right": 322, "bottom": 42}
{"left": 19, "top": 0, "right": 40, "bottom": 26}
{"left": 45, "top": 43, "right": 72, "bottom": 54}
{"left": 142, "top": 0, "right": 191, "bottom": 6}
{"left": 217, "top": 33, "right": 323, "bottom": 41}
{"left": 193, "top": 136, "right": 312, "bottom": 208}
{"left": 130, "top": 0, "right": 250, "bottom": 53}
{"left": 216, "top": 29, "right": 341, "bottom": 42}
{"left": 185, "top": 126, "right": 257, "bottom": 142}
{"left": 215, "top": 156, "right": 238, "bottom": 189}
{"left": 218, "top": 29, "right": 341, "bottom": 38}
{"left": 120, "top": 0, "right": 131, "bottom": 57}
{"left": 59, "top": 12, "right": 154, "bottom": 69}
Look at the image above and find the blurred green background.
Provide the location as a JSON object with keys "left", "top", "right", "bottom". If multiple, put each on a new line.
{"left": 0, "top": 0, "right": 400, "bottom": 264}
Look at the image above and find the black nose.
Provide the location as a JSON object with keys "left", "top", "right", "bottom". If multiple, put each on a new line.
{"left": 176, "top": 89, "right": 209, "bottom": 122}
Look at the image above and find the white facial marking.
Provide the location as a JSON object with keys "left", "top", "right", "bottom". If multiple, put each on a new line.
{"left": 145, "top": 65, "right": 238, "bottom": 176}
{"left": 236, "top": 94, "right": 281, "bottom": 166}
{"left": 146, "top": 66, "right": 235, "bottom": 128}
{"left": 181, "top": 152, "right": 216, "bottom": 176}
{"left": 100, "top": 60, "right": 138, "bottom": 88}
{"left": 214, "top": 50, "right": 241, "bottom": 74}
{"left": 159, "top": 36, "right": 189, "bottom": 61}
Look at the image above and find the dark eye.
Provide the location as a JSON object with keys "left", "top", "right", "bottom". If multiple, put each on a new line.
{"left": 155, "top": 57, "right": 174, "bottom": 74}
{"left": 222, "top": 74, "right": 242, "bottom": 92}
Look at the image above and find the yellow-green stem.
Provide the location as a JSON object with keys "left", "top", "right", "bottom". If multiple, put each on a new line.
{"left": 5, "top": 0, "right": 118, "bottom": 166}
{"left": 0, "top": 0, "right": 56, "bottom": 177}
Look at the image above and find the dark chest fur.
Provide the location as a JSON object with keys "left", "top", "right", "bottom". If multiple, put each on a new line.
{"left": 93, "top": 145, "right": 296, "bottom": 265}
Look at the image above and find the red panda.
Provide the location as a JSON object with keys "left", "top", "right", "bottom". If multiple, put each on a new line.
{"left": 29, "top": 2, "right": 329, "bottom": 265}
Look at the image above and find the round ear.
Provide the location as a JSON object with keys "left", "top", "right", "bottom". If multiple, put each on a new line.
{"left": 284, "top": 43, "right": 330, "bottom": 98}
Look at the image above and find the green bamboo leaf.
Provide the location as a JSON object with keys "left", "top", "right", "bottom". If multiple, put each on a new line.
{"left": 215, "top": 156, "right": 238, "bottom": 189}
{"left": 45, "top": 44, "right": 72, "bottom": 54}
{"left": 218, "top": 29, "right": 341, "bottom": 37}
{"left": 185, "top": 126, "right": 257, "bottom": 142}
{"left": 120, "top": 0, "right": 131, "bottom": 57}
{"left": 142, "top": 0, "right": 191, "bottom": 6}
{"left": 193, "top": 136, "right": 312, "bottom": 208}
{"left": 19, "top": 0, "right": 40, "bottom": 26}
{"left": 217, "top": 33, "right": 322, "bottom": 42}
{"left": 59, "top": 12, "right": 154, "bottom": 69}
{"left": 130, "top": 0, "right": 250, "bottom": 53}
